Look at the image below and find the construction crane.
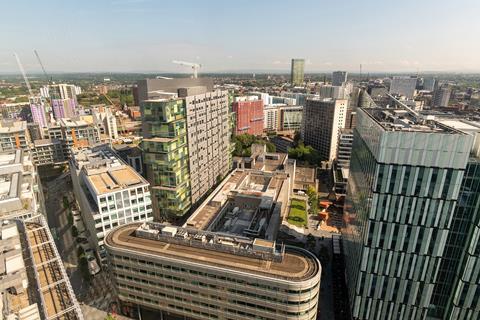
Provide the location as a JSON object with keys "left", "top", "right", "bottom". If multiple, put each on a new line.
{"left": 14, "top": 53, "right": 33, "bottom": 96}
{"left": 34, "top": 49, "right": 51, "bottom": 84}
{"left": 172, "top": 60, "right": 201, "bottom": 78}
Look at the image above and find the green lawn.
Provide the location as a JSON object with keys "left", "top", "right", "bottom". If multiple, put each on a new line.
{"left": 287, "top": 199, "right": 308, "bottom": 227}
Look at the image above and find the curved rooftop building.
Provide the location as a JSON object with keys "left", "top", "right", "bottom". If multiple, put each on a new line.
{"left": 105, "top": 222, "right": 321, "bottom": 319}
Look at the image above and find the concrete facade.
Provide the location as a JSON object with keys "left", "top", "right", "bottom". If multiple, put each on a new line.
{"left": 302, "top": 98, "right": 348, "bottom": 161}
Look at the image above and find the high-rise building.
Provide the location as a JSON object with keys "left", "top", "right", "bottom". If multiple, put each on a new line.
{"left": 40, "top": 83, "right": 81, "bottom": 100}
{"left": 0, "top": 120, "right": 30, "bottom": 151}
{"left": 281, "top": 92, "right": 319, "bottom": 106}
{"left": 29, "top": 96, "right": 48, "bottom": 128}
{"left": 432, "top": 84, "right": 451, "bottom": 107}
{"left": 140, "top": 80, "right": 231, "bottom": 220}
{"left": 42, "top": 84, "right": 80, "bottom": 120}
{"left": 280, "top": 105, "right": 303, "bottom": 131}
{"left": 389, "top": 76, "right": 417, "bottom": 98}
{"left": 92, "top": 106, "right": 118, "bottom": 139}
{"left": 319, "top": 84, "right": 347, "bottom": 99}
{"left": 332, "top": 71, "right": 348, "bottom": 86}
{"left": 182, "top": 88, "right": 231, "bottom": 206}
{"left": 423, "top": 77, "right": 437, "bottom": 91}
{"left": 232, "top": 96, "right": 264, "bottom": 136}
{"left": 264, "top": 105, "right": 282, "bottom": 132}
{"left": 343, "top": 102, "right": 480, "bottom": 320}
{"left": 302, "top": 98, "right": 348, "bottom": 161}
{"left": 52, "top": 98, "right": 76, "bottom": 119}
{"left": 263, "top": 104, "right": 303, "bottom": 133}
{"left": 70, "top": 144, "right": 153, "bottom": 250}
{"left": 290, "top": 59, "right": 305, "bottom": 86}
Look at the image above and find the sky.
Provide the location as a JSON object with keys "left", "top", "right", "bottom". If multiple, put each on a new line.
{"left": 1, "top": 0, "right": 480, "bottom": 73}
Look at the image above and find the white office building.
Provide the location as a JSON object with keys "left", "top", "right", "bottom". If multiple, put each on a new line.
{"left": 70, "top": 144, "right": 153, "bottom": 249}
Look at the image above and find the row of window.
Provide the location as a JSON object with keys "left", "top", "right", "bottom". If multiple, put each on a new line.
{"left": 111, "top": 255, "right": 315, "bottom": 294}
{"left": 117, "top": 274, "right": 317, "bottom": 318}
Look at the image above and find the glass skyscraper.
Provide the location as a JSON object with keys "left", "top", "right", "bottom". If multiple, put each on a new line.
{"left": 343, "top": 104, "right": 480, "bottom": 319}
{"left": 290, "top": 59, "right": 305, "bottom": 86}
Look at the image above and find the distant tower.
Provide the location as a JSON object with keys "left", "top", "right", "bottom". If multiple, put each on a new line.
{"left": 432, "top": 83, "right": 452, "bottom": 107}
{"left": 332, "top": 71, "right": 348, "bottom": 86}
{"left": 290, "top": 59, "right": 305, "bottom": 86}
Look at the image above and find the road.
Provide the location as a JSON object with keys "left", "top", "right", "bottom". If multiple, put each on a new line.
{"left": 43, "top": 172, "right": 130, "bottom": 319}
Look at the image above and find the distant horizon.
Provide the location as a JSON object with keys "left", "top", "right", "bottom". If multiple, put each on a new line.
{"left": 2, "top": 0, "right": 480, "bottom": 74}
{"left": 2, "top": 69, "right": 480, "bottom": 77}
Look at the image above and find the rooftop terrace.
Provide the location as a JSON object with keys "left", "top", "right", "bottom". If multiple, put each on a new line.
{"left": 186, "top": 169, "right": 289, "bottom": 239}
{"left": 106, "top": 222, "right": 320, "bottom": 282}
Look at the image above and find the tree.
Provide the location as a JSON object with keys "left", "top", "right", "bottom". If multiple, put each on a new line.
{"left": 265, "top": 142, "right": 276, "bottom": 153}
{"left": 77, "top": 246, "right": 85, "bottom": 257}
{"left": 78, "top": 256, "right": 91, "bottom": 283}
{"left": 232, "top": 133, "right": 264, "bottom": 157}
{"left": 67, "top": 211, "right": 73, "bottom": 226}
{"left": 71, "top": 225, "right": 78, "bottom": 238}
{"left": 306, "top": 186, "right": 318, "bottom": 215}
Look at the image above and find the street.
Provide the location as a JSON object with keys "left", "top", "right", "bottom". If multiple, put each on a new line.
{"left": 43, "top": 171, "right": 129, "bottom": 320}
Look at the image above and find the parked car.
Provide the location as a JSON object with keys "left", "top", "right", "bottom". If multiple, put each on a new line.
{"left": 87, "top": 255, "right": 101, "bottom": 275}
{"left": 76, "top": 237, "right": 89, "bottom": 245}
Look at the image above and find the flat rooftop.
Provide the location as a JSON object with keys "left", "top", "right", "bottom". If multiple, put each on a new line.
{"left": 88, "top": 166, "right": 143, "bottom": 195}
{"left": 436, "top": 119, "right": 480, "bottom": 134}
{"left": 363, "top": 107, "right": 462, "bottom": 134}
{"left": 186, "top": 169, "right": 288, "bottom": 238}
{"left": 106, "top": 223, "right": 319, "bottom": 282}
{"left": 0, "top": 121, "right": 27, "bottom": 133}
{"left": 72, "top": 144, "right": 148, "bottom": 195}
{"left": 295, "top": 166, "right": 316, "bottom": 184}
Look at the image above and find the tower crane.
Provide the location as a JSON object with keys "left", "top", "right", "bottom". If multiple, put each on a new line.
{"left": 14, "top": 53, "right": 33, "bottom": 96}
{"left": 172, "top": 60, "right": 201, "bottom": 78}
{"left": 34, "top": 49, "right": 51, "bottom": 84}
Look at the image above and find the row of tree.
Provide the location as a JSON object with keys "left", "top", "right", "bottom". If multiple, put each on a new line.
{"left": 232, "top": 133, "right": 276, "bottom": 157}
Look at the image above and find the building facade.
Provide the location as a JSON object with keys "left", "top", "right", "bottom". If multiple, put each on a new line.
{"left": 389, "top": 76, "right": 417, "bottom": 99}
{"left": 142, "top": 98, "right": 191, "bottom": 219}
{"left": 336, "top": 129, "right": 353, "bottom": 168}
{"left": 291, "top": 59, "right": 305, "bottom": 86}
{"left": 183, "top": 89, "right": 231, "bottom": 205}
{"left": 302, "top": 98, "right": 348, "bottom": 161}
{"left": 343, "top": 105, "right": 478, "bottom": 320}
{"left": 70, "top": 145, "right": 153, "bottom": 249}
{"left": 140, "top": 80, "right": 231, "bottom": 220}
{"left": 332, "top": 71, "right": 348, "bottom": 86}
{"left": 0, "top": 120, "right": 30, "bottom": 151}
{"left": 423, "top": 77, "right": 436, "bottom": 91}
{"left": 432, "top": 84, "right": 451, "bottom": 107}
{"left": 29, "top": 96, "right": 48, "bottom": 128}
{"left": 232, "top": 97, "right": 264, "bottom": 136}
{"left": 106, "top": 222, "right": 321, "bottom": 320}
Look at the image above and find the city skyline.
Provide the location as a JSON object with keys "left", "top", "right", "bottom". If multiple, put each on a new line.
{"left": 2, "top": 0, "right": 480, "bottom": 73}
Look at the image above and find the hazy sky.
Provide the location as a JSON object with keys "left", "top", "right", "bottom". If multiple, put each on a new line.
{"left": 1, "top": 0, "right": 480, "bottom": 73}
